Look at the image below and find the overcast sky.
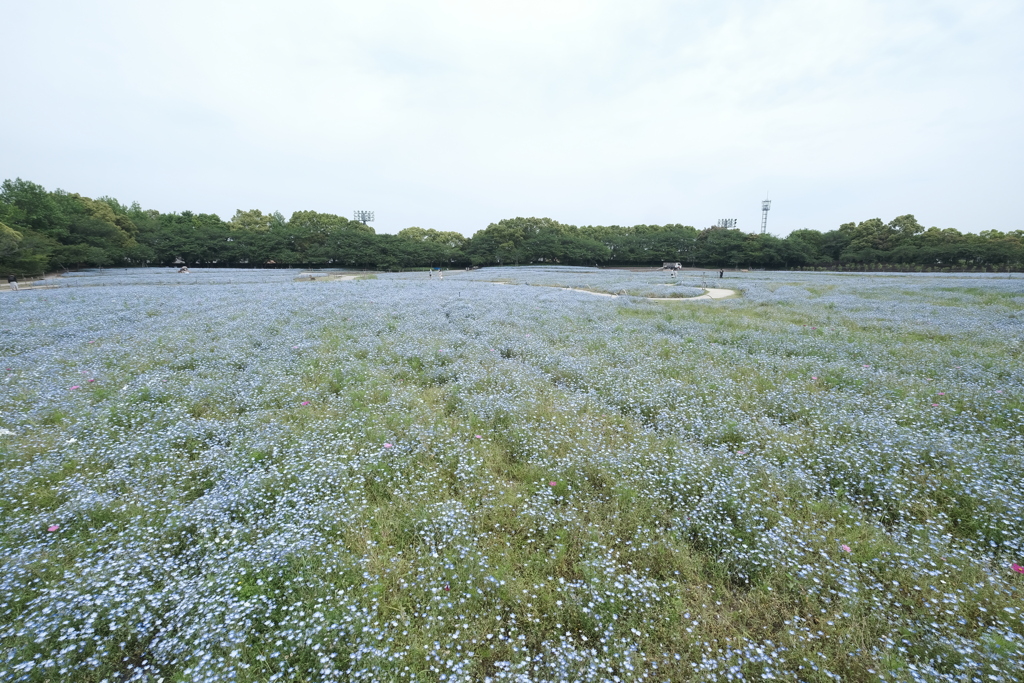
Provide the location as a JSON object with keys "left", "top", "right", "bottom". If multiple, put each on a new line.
{"left": 2, "top": 0, "right": 1021, "bottom": 236}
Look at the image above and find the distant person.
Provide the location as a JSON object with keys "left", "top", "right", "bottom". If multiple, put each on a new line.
{"left": 719, "top": 269, "right": 724, "bottom": 279}
{"left": 7, "top": 274, "right": 17, "bottom": 291}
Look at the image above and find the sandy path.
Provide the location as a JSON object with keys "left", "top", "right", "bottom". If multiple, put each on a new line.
{"left": 300, "top": 273, "right": 363, "bottom": 282}
{"left": 650, "top": 287, "right": 735, "bottom": 301}
{"left": 563, "top": 286, "right": 736, "bottom": 300}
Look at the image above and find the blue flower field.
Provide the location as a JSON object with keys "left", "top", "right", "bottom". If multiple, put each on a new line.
{"left": 1, "top": 267, "right": 1022, "bottom": 682}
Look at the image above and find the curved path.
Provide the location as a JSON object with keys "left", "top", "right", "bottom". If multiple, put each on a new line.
{"left": 425, "top": 279, "right": 738, "bottom": 301}
{"left": 563, "top": 286, "right": 736, "bottom": 301}
{"left": 651, "top": 287, "right": 735, "bottom": 301}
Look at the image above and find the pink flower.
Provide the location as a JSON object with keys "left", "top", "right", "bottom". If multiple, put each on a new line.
{"left": 863, "top": 364, "right": 870, "bottom": 367}
{"left": 301, "top": 401, "right": 310, "bottom": 406}
{"left": 811, "top": 376, "right": 818, "bottom": 380}
{"left": 549, "top": 481, "right": 557, "bottom": 487}
{"left": 931, "top": 403, "right": 939, "bottom": 407}
{"left": 474, "top": 435, "right": 482, "bottom": 439}
{"left": 88, "top": 379, "right": 95, "bottom": 383}
{"left": 383, "top": 443, "right": 392, "bottom": 448}
{"left": 841, "top": 544, "right": 852, "bottom": 553}
{"left": 996, "top": 390, "right": 1003, "bottom": 393}
{"left": 938, "top": 392, "right": 945, "bottom": 395}
{"left": 1012, "top": 563, "right": 1024, "bottom": 575}
{"left": 70, "top": 386, "right": 81, "bottom": 391}
{"left": 47, "top": 524, "right": 59, "bottom": 532}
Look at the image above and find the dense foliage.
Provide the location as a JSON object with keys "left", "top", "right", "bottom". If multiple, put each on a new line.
{"left": 2, "top": 178, "right": 1022, "bottom": 276}
{"left": 1, "top": 269, "right": 1022, "bottom": 682}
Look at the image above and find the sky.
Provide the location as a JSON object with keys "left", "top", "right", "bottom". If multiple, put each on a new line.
{"left": 2, "top": 0, "right": 1021, "bottom": 237}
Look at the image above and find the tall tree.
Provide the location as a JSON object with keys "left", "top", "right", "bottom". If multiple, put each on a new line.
{"left": 396, "top": 227, "right": 468, "bottom": 267}
{"left": 229, "top": 209, "right": 278, "bottom": 233}
{"left": 290, "top": 210, "right": 374, "bottom": 265}
{"left": 0, "top": 222, "right": 23, "bottom": 260}
{"left": 47, "top": 192, "right": 138, "bottom": 268}
{"left": 466, "top": 217, "right": 568, "bottom": 265}
{"left": 786, "top": 229, "right": 825, "bottom": 265}
{"left": 696, "top": 227, "right": 746, "bottom": 267}
{"left": 0, "top": 178, "right": 67, "bottom": 240}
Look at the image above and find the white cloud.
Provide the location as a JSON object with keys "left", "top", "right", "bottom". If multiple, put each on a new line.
{"left": 1, "top": 0, "right": 1021, "bottom": 234}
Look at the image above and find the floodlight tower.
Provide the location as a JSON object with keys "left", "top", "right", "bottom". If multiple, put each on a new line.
{"left": 716, "top": 218, "right": 737, "bottom": 229}
{"left": 760, "top": 195, "right": 771, "bottom": 235}
{"left": 354, "top": 210, "right": 375, "bottom": 225}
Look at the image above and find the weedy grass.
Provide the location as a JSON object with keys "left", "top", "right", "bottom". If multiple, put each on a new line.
{"left": 0, "top": 268, "right": 1022, "bottom": 682}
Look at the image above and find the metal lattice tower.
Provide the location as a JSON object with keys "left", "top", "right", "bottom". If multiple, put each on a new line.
{"left": 760, "top": 196, "right": 771, "bottom": 235}
{"left": 716, "top": 218, "right": 737, "bottom": 229}
{"left": 354, "top": 210, "right": 375, "bottom": 225}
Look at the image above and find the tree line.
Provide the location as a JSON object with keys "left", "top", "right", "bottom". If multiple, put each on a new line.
{"left": 2, "top": 178, "right": 1021, "bottom": 275}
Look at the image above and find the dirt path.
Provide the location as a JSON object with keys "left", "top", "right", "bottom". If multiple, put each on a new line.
{"left": 474, "top": 281, "right": 738, "bottom": 300}
{"left": 650, "top": 287, "right": 735, "bottom": 301}
{"left": 2, "top": 278, "right": 60, "bottom": 292}
{"left": 563, "top": 287, "right": 736, "bottom": 300}
{"left": 298, "top": 273, "right": 364, "bottom": 282}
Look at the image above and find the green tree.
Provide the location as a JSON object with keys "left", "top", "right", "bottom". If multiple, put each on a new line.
{"left": 696, "top": 227, "right": 746, "bottom": 267}
{"left": 0, "top": 178, "right": 67, "bottom": 240}
{"left": 911, "top": 226, "right": 966, "bottom": 266}
{"left": 0, "top": 186, "right": 58, "bottom": 274}
{"left": 466, "top": 217, "right": 570, "bottom": 265}
{"left": 786, "top": 229, "right": 825, "bottom": 265}
{"left": 145, "top": 211, "right": 232, "bottom": 266}
{"left": 820, "top": 228, "right": 851, "bottom": 262}
{"left": 283, "top": 210, "right": 375, "bottom": 266}
{"left": 325, "top": 227, "right": 380, "bottom": 268}
{"left": 46, "top": 192, "right": 138, "bottom": 268}
{"left": 396, "top": 227, "right": 468, "bottom": 267}
{"left": 0, "top": 222, "right": 22, "bottom": 259}
{"left": 840, "top": 214, "right": 926, "bottom": 263}
{"left": 578, "top": 224, "right": 625, "bottom": 262}
{"left": 0, "top": 229, "right": 53, "bottom": 274}
{"left": 229, "top": 209, "right": 277, "bottom": 233}
{"left": 742, "top": 233, "right": 803, "bottom": 268}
